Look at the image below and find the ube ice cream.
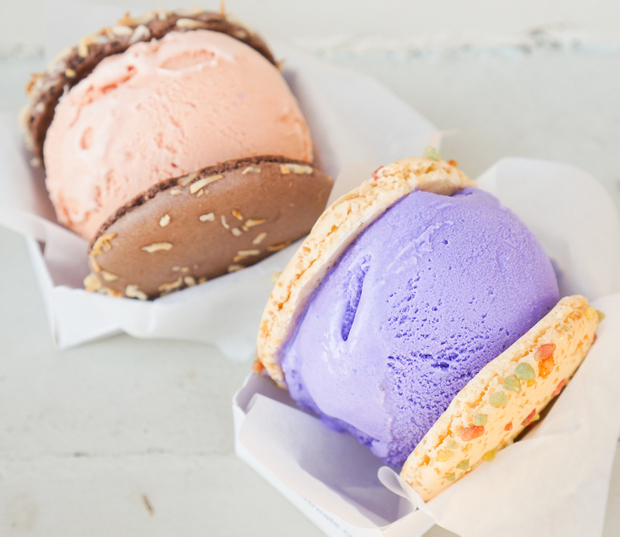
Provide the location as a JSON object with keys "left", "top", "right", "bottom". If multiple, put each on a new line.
{"left": 279, "top": 186, "right": 559, "bottom": 467}
{"left": 44, "top": 29, "right": 313, "bottom": 240}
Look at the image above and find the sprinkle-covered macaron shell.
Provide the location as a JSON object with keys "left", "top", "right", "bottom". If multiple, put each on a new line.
{"left": 400, "top": 295, "right": 599, "bottom": 502}
{"left": 256, "top": 157, "right": 477, "bottom": 386}
{"left": 84, "top": 156, "right": 332, "bottom": 299}
{"left": 20, "top": 8, "right": 276, "bottom": 163}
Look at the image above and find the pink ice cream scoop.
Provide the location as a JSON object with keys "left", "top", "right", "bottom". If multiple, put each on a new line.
{"left": 44, "top": 29, "right": 313, "bottom": 241}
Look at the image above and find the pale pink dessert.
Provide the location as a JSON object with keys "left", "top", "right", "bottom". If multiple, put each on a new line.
{"left": 44, "top": 29, "right": 313, "bottom": 240}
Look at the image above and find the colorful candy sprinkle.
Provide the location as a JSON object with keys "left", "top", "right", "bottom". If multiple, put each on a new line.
{"left": 490, "top": 391, "right": 508, "bottom": 407}
{"left": 551, "top": 378, "right": 567, "bottom": 397}
{"left": 538, "top": 357, "right": 555, "bottom": 379}
{"left": 585, "top": 307, "right": 597, "bottom": 321}
{"left": 437, "top": 449, "right": 453, "bottom": 462}
{"left": 535, "top": 343, "right": 556, "bottom": 360}
{"left": 473, "top": 414, "right": 488, "bottom": 426}
{"left": 597, "top": 310, "right": 605, "bottom": 322}
{"left": 515, "top": 363, "right": 535, "bottom": 381}
{"left": 504, "top": 422, "right": 513, "bottom": 431}
{"left": 482, "top": 448, "right": 498, "bottom": 462}
{"left": 445, "top": 439, "right": 459, "bottom": 450}
{"left": 522, "top": 408, "right": 537, "bottom": 427}
{"left": 446, "top": 473, "right": 456, "bottom": 482}
{"left": 456, "top": 459, "right": 470, "bottom": 471}
{"left": 503, "top": 374, "right": 521, "bottom": 393}
{"left": 423, "top": 146, "right": 442, "bottom": 162}
{"left": 459, "top": 426, "right": 484, "bottom": 442}
{"left": 534, "top": 344, "right": 556, "bottom": 379}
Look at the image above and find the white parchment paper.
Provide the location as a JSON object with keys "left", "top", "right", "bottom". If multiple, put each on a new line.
{"left": 234, "top": 158, "right": 620, "bottom": 537}
{"left": 0, "top": 0, "right": 437, "bottom": 357}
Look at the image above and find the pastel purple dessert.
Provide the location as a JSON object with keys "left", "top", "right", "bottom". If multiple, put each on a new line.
{"left": 280, "top": 187, "right": 559, "bottom": 467}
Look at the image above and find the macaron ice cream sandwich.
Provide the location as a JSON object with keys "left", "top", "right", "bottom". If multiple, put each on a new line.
{"left": 21, "top": 8, "right": 332, "bottom": 299}
{"left": 255, "top": 155, "right": 599, "bottom": 500}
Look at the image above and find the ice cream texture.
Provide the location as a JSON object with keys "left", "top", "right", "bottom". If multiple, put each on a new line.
{"left": 43, "top": 29, "right": 313, "bottom": 240}
{"left": 280, "top": 187, "right": 560, "bottom": 467}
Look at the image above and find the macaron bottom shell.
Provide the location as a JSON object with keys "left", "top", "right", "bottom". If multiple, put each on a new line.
{"left": 403, "top": 294, "right": 598, "bottom": 501}
{"left": 85, "top": 156, "right": 332, "bottom": 299}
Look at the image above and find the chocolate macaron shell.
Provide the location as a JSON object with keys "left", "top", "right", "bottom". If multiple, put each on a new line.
{"left": 21, "top": 8, "right": 276, "bottom": 162}
{"left": 84, "top": 156, "right": 333, "bottom": 300}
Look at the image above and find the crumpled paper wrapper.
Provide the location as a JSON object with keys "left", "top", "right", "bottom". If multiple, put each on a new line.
{"left": 0, "top": 0, "right": 437, "bottom": 357}
{"left": 234, "top": 157, "right": 620, "bottom": 537}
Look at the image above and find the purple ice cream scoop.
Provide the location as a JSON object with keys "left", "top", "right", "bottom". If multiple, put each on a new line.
{"left": 280, "top": 187, "right": 559, "bottom": 467}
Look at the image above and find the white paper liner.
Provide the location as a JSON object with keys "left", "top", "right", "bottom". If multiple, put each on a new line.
{"left": 233, "top": 157, "right": 620, "bottom": 536}
{"left": 0, "top": 0, "right": 437, "bottom": 357}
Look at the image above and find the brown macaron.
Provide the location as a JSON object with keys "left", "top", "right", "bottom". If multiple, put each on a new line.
{"left": 85, "top": 156, "right": 333, "bottom": 300}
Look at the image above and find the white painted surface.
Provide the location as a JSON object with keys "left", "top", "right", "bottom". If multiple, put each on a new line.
{"left": 3, "top": 0, "right": 620, "bottom": 53}
{"left": 1, "top": 1, "right": 620, "bottom": 535}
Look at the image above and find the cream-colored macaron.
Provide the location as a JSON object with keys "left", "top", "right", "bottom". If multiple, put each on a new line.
{"left": 401, "top": 294, "right": 598, "bottom": 501}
